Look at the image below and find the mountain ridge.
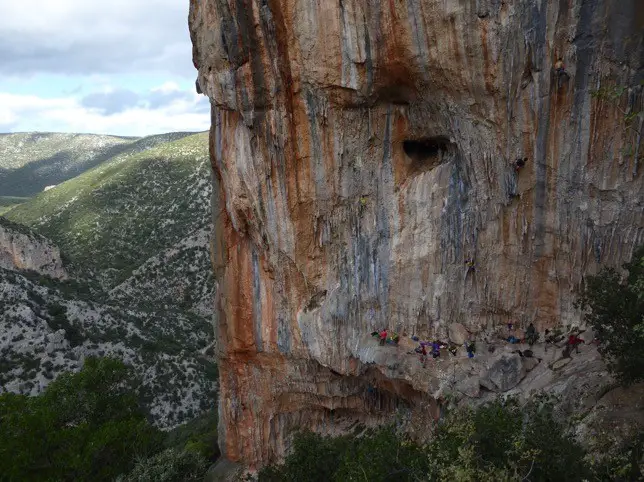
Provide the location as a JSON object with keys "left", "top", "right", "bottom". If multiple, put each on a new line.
{"left": 0, "top": 131, "right": 207, "bottom": 198}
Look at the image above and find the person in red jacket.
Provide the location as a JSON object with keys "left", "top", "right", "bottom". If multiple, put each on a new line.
{"left": 379, "top": 329, "right": 388, "bottom": 346}
{"left": 566, "top": 333, "right": 585, "bottom": 354}
{"left": 419, "top": 344, "right": 428, "bottom": 366}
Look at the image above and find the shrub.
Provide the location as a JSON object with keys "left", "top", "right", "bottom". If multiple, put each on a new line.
{"left": 591, "top": 433, "right": 644, "bottom": 481}
{"left": 259, "top": 397, "right": 598, "bottom": 482}
{"left": 575, "top": 245, "right": 644, "bottom": 384}
{"left": 117, "top": 448, "right": 208, "bottom": 482}
{"left": 164, "top": 409, "right": 219, "bottom": 461}
{"left": 0, "top": 357, "right": 162, "bottom": 481}
{"left": 259, "top": 431, "right": 352, "bottom": 482}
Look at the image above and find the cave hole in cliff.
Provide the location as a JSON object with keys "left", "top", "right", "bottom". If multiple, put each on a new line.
{"left": 376, "top": 85, "right": 414, "bottom": 105}
{"left": 403, "top": 137, "right": 454, "bottom": 173}
{"left": 403, "top": 137, "right": 449, "bottom": 160}
{"left": 304, "top": 290, "right": 327, "bottom": 313}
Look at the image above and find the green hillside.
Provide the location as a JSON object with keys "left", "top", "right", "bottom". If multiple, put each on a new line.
{"left": 6, "top": 132, "right": 211, "bottom": 287}
{"left": 0, "top": 196, "right": 29, "bottom": 215}
{"left": 2, "top": 130, "right": 216, "bottom": 428}
{"left": 0, "top": 131, "right": 197, "bottom": 197}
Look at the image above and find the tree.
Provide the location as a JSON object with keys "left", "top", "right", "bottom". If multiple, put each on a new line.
{"left": 117, "top": 448, "right": 208, "bottom": 482}
{"left": 258, "top": 398, "right": 593, "bottom": 482}
{"left": 576, "top": 245, "right": 644, "bottom": 384}
{"left": 426, "top": 397, "right": 589, "bottom": 481}
{"left": 0, "top": 357, "right": 161, "bottom": 481}
{"left": 258, "top": 431, "right": 351, "bottom": 482}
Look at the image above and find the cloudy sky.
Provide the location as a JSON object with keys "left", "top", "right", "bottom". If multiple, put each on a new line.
{"left": 0, "top": 0, "right": 210, "bottom": 136}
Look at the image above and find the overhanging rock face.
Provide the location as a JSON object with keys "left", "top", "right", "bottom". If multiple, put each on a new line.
{"left": 189, "top": 0, "right": 643, "bottom": 468}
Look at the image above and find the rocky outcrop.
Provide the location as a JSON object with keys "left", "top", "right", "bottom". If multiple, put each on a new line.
{"left": 189, "top": 0, "right": 644, "bottom": 468}
{"left": 485, "top": 354, "right": 525, "bottom": 392}
{"left": 448, "top": 322, "right": 469, "bottom": 344}
{"left": 0, "top": 217, "right": 67, "bottom": 279}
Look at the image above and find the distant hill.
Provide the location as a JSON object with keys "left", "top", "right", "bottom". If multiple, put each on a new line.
{"left": 2, "top": 131, "right": 216, "bottom": 428}
{"left": 6, "top": 132, "right": 212, "bottom": 289}
{"left": 0, "top": 131, "right": 198, "bottom": 197}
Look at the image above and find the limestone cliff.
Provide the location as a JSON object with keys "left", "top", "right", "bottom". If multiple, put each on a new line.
{"left": 0, "top": 217, "right": 67, "bottom": 279}
{"left": 189, "top": 0, "right": 644, "bottom": 467}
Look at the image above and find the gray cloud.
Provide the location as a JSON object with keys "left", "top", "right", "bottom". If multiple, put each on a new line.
{"left": 0, "top": 1, "right": 195, "bottom": 77}
{"left": 145, "top": 89, "right": 193, "bottom": 110}
{"left": 81, "top": 89, "right": 140, "bottom": 115}
{"left": 79, "top": 86, "right": 207, "bottom": 115}
{"left": 194, "top": 99, "right": 211, "bottom": 114}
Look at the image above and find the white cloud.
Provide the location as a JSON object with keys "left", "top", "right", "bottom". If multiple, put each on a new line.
{"left": 0, "top": 90, "right": 210, "bottom": 137}
{"left": 0, "top": 1, "right": 205, "bottom": 135}
{"left": 153, "top": 82, "right": 182, "bottom": 93}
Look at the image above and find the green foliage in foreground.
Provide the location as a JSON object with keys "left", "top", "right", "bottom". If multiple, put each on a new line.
{"left": 0, "top": 357, "right": 161, "bottom": 482}
{"left": 117, "top": 448, "right": 208, "bottom": 482}
{"left": 259, "top": 397, "right": 643, "bottom": 482}
{"left": 576, "top": 245, "right": 644, "bottom": 384}
{"left": 163, "top": 409, "right": 220, "bottom": 462}
{"left": 0, "top": 357, "right": 218, "bottom": 482}
{"left": 118, "top": 409, "right": 219, "bottom": 482}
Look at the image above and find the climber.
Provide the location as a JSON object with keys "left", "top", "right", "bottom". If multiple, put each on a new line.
{"left": 465, "top": 341, "right": 475, "bottom": 358}
{"left": 431, "top": 341, "right": 441, "bottom": 358}
{"left": 544, "top": 329, "right": 556, "bottom": 352}
{"left": 448, "top": 344, "right": 458, "bottom": 356}
{"left": 390, "top": 332, "right": 400, "bottom": 345}
{"left": 418, "top": 344, "right": 428, "bottom": 366}
{"left": 525, "top": 323, "right": 538, "bottom": 346}
{"left": 554, "top": 58, "right": 570, "bottom": 88}
{"left": 465, "top": 258, "right": 476, "bottom": 273}
{"left": 379, "top": 329, "right": 388, "bottom": 346}
{"left": 507, "top": 334, "right": 520, "bottom": 344}
{"left": 554, "top": 58, "right": 565, "bottom": 76}
{"left": 514, "top": 157, "right": 528, "bottom": 172}
{"left": 566, "top": 333, "right": 585, "bottom": 354}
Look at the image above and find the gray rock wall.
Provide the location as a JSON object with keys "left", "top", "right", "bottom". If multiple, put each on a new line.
{"left": 189, "top": 0, "right": 643, "bottom": 467}
{"left": 0, "top": 218, "right": 67, "bottom": 279}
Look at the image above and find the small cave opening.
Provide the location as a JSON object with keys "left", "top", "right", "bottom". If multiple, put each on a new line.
{"left": 403, "top": 137, "right": 452, "bottom": 163}
{"left": 303, "top": 290, "right": 327, "bottom": 313}
{"left": 375, "top": 85, "right": 413, "bottom": 105}
{"left": 402, "top": 137, "right": 457, "bottom": 175}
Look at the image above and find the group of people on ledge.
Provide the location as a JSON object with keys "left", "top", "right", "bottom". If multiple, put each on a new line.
{"left": 372, "top": 321, "right": 593, "bottom": 367}
{"left": 413, "top": 339, "right": 476, "bottom": 367}
{"left": 373, "top": 328, "right": 399, "bottom": 346}
{"left": 371, "top": 329, "right": 475, "bottom": 365}
{"left": 507, "top": 322, "right": 589, "bottom": 355}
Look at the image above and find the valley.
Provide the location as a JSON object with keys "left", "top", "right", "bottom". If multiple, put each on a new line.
{"left": 0, "top": 131, "right": 216, "bottom": 428}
